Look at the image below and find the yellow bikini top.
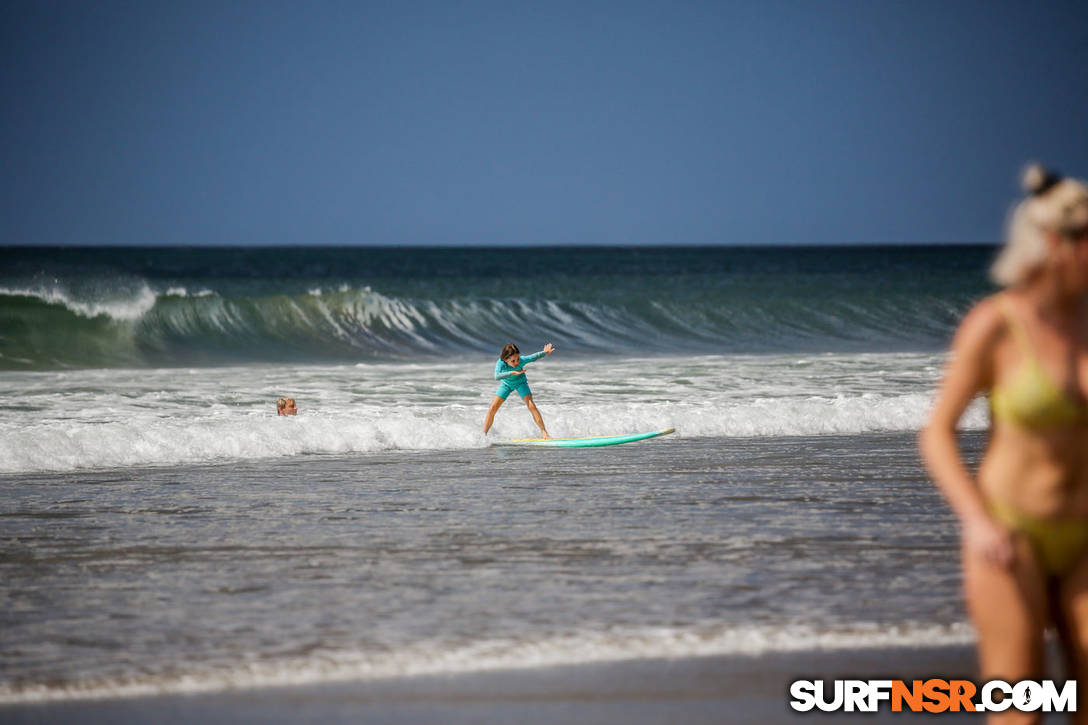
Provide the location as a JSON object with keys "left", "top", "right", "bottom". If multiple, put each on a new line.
{"left": 990, "top": 297, "right": 1088, "bottom": 429}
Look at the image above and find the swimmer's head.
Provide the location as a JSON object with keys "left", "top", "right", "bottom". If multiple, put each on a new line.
{"left": 277, "top": 397, "right": 298, "bottom": 416}
{"left": 991, "top": 163, "right": 1088, "bottom": 288}
{"left": 500, "top": 343, "right": 520, "bottom": 364}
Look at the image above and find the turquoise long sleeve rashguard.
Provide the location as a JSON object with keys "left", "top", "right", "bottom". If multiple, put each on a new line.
{"left": 493, "top": 350, "right": 546, "bottom": 399}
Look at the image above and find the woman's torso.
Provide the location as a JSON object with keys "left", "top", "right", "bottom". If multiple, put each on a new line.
{"left": 977, "top": 294, "right": 1088, "bottom": 517}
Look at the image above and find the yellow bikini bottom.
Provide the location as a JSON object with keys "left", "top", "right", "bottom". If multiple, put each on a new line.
{"left": 989, "top": 501, "right": 1088, "bottom": 576}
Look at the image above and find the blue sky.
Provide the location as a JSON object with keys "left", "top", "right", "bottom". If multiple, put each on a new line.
{"left": 2, "top": 0, "right": 1086, "bottom": 246}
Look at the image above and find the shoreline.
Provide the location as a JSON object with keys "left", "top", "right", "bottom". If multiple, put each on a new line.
{"left": 1, "top": 644, "right": 981, "bottom": 724}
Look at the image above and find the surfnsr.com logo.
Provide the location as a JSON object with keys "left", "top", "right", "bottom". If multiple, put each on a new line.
{"left": 789, "top": 679, "right": 1076, "bottom": 714}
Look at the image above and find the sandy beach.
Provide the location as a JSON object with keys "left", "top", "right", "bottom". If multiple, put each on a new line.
{"left": 1, "top": 644, "right": 984, "bottom": 725}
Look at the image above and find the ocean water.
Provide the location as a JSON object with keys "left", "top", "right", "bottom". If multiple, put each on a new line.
{"left": 1, "top": 245, "right": 989, "bottom": 369}
{"left": 0, "top": 245, "right": 995, "bottom": 703}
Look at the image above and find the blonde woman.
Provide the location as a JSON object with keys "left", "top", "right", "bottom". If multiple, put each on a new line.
{"left": 277, "top": 397, "right": 297, "bottom": 416}
{"left": 921, "top": 163, "right": 1088, "bottom": 721}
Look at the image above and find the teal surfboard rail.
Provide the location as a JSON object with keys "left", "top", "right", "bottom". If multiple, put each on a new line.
{"left": 493, "top": 428, "right": 675, "bottom": 448}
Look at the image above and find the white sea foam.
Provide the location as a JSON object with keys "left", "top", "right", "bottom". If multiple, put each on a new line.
{"left": 0, "top": 284, "right": 159, "bottom": 321}
{"left": 164, "top": 286, "right": 216, "bottom": 298}
{"left": 306, "top": 283, "right": 359, "bottom": 296}
{"left": 0, "top": 621, "right": 974, "bottom": 704}
{"left": 0, "top": 353, "right": 972, "bottom": 474}
{"left": 0, "top": 395, "right": 983, "bottom": 474}
{"left": 0, "top": 412, "right": 475, "bottom": 473}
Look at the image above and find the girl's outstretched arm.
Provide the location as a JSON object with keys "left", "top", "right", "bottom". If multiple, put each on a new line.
{"left": 521, "top": 344, "right": 556, "bottom": 365}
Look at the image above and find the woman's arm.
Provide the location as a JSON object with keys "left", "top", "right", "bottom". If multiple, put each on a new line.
{"left": 919, "top": 297, "right": 1012, "bottom": 565}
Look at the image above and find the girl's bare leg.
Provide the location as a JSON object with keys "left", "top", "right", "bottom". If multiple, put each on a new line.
{"left": 964, "top": 536, "right": 1048, "bottom": 724}
{"left": 524, "top": 395, "right": 549, "bottom": 438}
{"left": 482, "top": 396, "right": 504, "bottom": 434}
{"left": 1057, "top": 552, "right": 1088, "bottom": 724}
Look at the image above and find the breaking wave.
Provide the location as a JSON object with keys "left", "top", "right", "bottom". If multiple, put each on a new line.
{"left": 0, "top": 281, "right": 973, "bottom": 369}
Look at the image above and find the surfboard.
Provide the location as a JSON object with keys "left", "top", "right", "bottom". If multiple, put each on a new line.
{"left": 493, "top": 428, "right": 675, "bottom": 448}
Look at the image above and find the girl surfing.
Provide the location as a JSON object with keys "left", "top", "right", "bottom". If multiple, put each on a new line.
{"left": 482, "top": 342, "right": 556, "bottom": 438}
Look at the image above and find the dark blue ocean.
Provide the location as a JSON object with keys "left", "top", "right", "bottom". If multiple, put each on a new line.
{"left": 0, "top": 245, "right": 995, "bottom": 369}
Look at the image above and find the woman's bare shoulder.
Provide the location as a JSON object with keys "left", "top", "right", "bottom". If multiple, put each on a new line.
{"left": 953, "top": 294, "right": 1008, "bottom": 352}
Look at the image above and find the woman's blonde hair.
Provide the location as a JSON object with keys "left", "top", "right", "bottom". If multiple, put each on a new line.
{"left": 991, "top": 163, "right": 1088, "bottom": 286}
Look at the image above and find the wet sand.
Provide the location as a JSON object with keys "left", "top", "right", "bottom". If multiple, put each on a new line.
{"left": 2, "top": 644, "right": 982, "bottom": 724}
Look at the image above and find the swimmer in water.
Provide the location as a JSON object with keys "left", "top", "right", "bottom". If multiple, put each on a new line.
{"left": 277, "top": 397, "right": 297, "bottom": 416}
{"left": 482, "top": 342, "right": 556, "bottom": 438}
